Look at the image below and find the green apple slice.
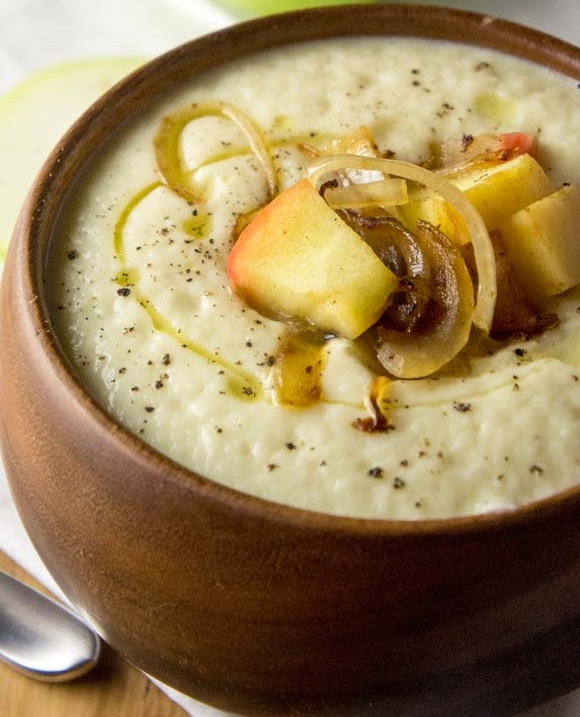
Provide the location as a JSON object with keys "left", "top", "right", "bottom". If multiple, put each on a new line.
{"left": 0, "top": 57, "right": 146, "bottom": 266}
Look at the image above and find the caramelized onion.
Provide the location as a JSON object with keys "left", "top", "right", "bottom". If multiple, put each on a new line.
{"left": 376, "top": 221, "right": 475, "bottom": 378}
{"left": 307, "top": 154, "right": 497, "bottom": 335}
{"left": 154, "top": 100, "right": 277, "bottom": 204}
{"left": 303, "top": 125, "right": 382, "bottom": 160}
{"left": 435, "top": 132, "right": 504, "bottom": 170}
{"left": 337, "top": 212, "right": 431, "bottom": 331}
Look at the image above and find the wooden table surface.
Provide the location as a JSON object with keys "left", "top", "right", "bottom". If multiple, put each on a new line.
{"left": 0, "top": 549, "right": 189, "bottom": 717}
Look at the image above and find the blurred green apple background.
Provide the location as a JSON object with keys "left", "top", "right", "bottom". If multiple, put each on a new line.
{"left": 215, "top": 0, "right": 375, "bottom": 17}
{"left": 0, "top": 58, "right": 144, "bottom": 268}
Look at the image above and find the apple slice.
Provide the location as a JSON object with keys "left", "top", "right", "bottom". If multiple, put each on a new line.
{"left": 446, "top": 153, "right": 554, "bottom": 230}
{"left": 227, "top": 179, "right": 398, "bottom": 339}
{"left": 0, "top": 57, "right": 145, "bottom": 266}
{"left": 400, "top": 195, "right": 471, "bottom": 246}
{"left": 500, "top": 184, "right": 580, "bottom": 298}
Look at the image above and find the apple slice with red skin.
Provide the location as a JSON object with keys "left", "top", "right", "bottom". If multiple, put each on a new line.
{"left": 227, "top": 179, "right": 398, "bottom": 340}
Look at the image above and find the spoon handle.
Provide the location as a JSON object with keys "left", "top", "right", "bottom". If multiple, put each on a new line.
{"left": 0, "top": 569, "right": 101, "bottom": 681}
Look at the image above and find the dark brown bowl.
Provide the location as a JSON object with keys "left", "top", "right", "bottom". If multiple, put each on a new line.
{"left": 2, "top": 5, "right": 580, "bottom": 716}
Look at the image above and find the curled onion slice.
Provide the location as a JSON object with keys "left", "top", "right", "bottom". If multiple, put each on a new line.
{"left": 307, "top": 154, "right": 497, "bottom": 334}
{"left": 324, "top": 178, "right": 408, "bottom": 210}
{"left": 154, "top": 100, "right": 277, "bottom": 204}
{"left": 376, "top": 221, "right": 475, "bottom": 378}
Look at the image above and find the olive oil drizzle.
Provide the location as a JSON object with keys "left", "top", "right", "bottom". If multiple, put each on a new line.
{"left": 271, "top": 332, "right": 327, "bottom": 408}
{"left": 113, "top": 181, "right": 161, "bottom": 262}
{"left": 113, "top": 182, "right": 263, "bottom": 402}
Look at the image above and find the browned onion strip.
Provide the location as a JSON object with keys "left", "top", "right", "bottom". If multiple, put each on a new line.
{"left": 154, "top": 100, "right": 277, "bottom": 204}
{"left": 376, "top": 222, "right": 475, "bottom": 378}
{"left": 339, "top": 214, "right": 432, "bottom": 332}
{"left": 307, "top": 154, "right": 497, "bottom": 335}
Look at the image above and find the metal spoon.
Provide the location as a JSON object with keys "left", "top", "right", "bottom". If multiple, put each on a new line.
{"left": 0, "top": 569, "right": 101, "bottom": 681}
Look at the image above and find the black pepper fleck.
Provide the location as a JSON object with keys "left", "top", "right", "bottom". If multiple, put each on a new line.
{"left": 453, "top": 401, "right": 472, "bottom": 412}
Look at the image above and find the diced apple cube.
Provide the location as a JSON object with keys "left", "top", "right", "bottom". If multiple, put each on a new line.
{"left": 400, "top": 195, "right": 471, "bottom": 246}
{"left": 448, "top": 153, "right": 554, "bottom": 229}
{"left": 500, "top": 184, "right": 580, "bottom": 298}
{"left": 227, "top": 179, "right": 398, "bottom": 339}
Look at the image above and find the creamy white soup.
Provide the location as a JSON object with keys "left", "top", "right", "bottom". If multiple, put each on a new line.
{"left": 48, "top": 36, "right": 580, "bottom": 519}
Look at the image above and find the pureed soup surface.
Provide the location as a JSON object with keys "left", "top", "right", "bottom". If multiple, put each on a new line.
{"left": 48, "top": 36, "right": 580, "bottom": 519}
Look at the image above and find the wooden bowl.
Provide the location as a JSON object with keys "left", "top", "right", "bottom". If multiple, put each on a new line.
{"left": 2, "top": 6, "right": 580, "bottom": 716}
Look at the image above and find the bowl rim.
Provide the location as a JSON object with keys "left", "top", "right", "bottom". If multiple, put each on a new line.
{"left": 16, "top": 2, "right": 580, "bottom": 538}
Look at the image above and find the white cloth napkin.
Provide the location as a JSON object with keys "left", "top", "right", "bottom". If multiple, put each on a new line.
{"left": 1, "top": 1, "right": 580, "bottom": 715}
